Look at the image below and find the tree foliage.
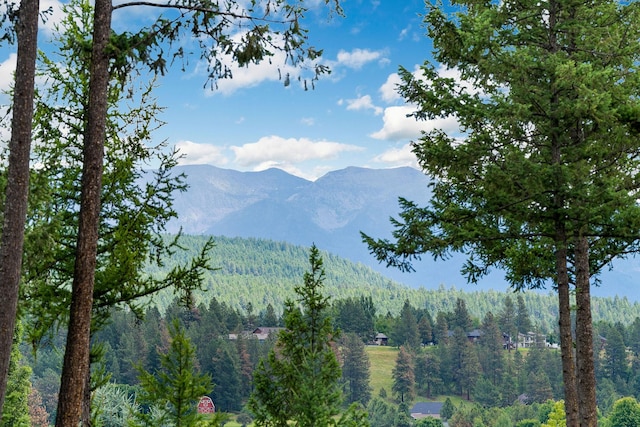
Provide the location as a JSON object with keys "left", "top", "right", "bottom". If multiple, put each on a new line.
{"left": 362, "top": 0, "right": 640, "bottom": 423}
{"left": 22, "top": 1, "right": 212, "bottom": 345}
{"left": 44, "top": 0, "right": 344, "bottom": 423}
{"left": 391, "top": 346, "right": 415, "bottom": 404}
{"left": 0, "top": 323, "right": 31, "bottom": 427}
{"left": 607, "top": 397, "right": 640, "bottom": 427}
{"left": 340, "top": 333, "right": 372, "bottom": 406}
{"left": 248, "top": 245, "right": 367, "bottom": 426}
{"left": 130, "top": 319, "right": 225, "bottom": 427}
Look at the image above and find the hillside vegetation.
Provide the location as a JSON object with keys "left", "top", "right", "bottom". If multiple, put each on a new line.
{"left": 149, "top": 235, "right": 640, "bottom": 331}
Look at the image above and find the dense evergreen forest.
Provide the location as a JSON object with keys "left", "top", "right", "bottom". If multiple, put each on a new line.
{"left": 9, "top": 235, "right": 640, "bottom": 426}
{"left": 148, "top": 235, "right": 640, "bottom": 334}
{"left": 18, "top": 279, "right": 640, "bottom": 426}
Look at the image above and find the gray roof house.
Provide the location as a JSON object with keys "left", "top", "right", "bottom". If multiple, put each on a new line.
{"left": 410, "top": 401, "right": 444, "bottom": 419}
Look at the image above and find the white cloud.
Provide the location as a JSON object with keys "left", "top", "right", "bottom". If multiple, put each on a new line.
{"left": 300, "top": 117, "right": 315, "bottom": 126}
{"left": 231, "top": 135, "right": 364, "bottom": 166}
{"left": 344, "top": 95, "right": 382, "bottom": 115}
{"left": 379, "top": 72, "right": 403, "bottom": 103}
{"left": 40, "top": 0, "right": 66, "bottom": 35}
{"left": 370, "top": 105, "right": 460, "bottom": 141}
{"left": 398, "top": 25, "right": 411, "bottom": 41}
{"left": 336, "top": 48, "right": 386, "bottom": 69}
{"left": 373, "top": 143, "right": 419, "bottom": 168}
{"left": 199, "top": 37, "right": 388, "bottom": 95}
{"left": 208, "top": 48, "right": 297, "bottom": 96}
{"left": 0, "top": 53, "right": 16, "bottom": 94}
{"left": 0, "top": 0, "right": 64, "bottom": 37}
{"left": 175, "top": 140, "right": 229, "bottom": 165}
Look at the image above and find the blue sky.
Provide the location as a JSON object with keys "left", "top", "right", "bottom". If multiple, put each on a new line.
{"left": 0, "top": 0, "right": 457, "bottom": 181}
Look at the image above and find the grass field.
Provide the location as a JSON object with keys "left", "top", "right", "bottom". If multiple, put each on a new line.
{"left": 366, "top": 345, "right": 399, "bottom": 397}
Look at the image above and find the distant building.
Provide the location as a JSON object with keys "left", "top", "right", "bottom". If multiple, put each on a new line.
{"left": 229, "top": 326, "right": 284, "bottom": 341}
{"left": 410, "top": 401, "right": 444, "bottom": 419}
{"left": 374, "top": 333, "right": 388, "bottom": 346}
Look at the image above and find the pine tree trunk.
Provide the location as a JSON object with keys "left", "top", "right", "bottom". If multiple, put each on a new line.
{"left": 556, "top": 232, "right": 579, "bottom": 426}
{"left": 55, "top": 1, "right": 112, "bottom": 425}
{"left": 0, "top": 0, "right": 39, "bottom": 417}
{"left": 575, "top": 234, "right": 597, "bottom": 427}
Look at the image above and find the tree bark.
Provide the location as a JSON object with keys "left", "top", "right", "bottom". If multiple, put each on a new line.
{"left": 556, "top": 238, "right": 579, "bottom": 426}
{"left": 0, "top": 0, "right": 39, "bottom": 417}
{"left": 55, "top": 1, "right": 112, "bottom": 426}
{"left": 575, "top": 234, "right": 597, "bottom": 427}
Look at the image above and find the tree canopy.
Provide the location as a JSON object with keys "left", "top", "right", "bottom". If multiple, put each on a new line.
{"left": 362, "top": 0, "right": 640, "bottom": 423}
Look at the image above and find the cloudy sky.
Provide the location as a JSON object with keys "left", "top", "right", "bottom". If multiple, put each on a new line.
{"left": 0, "top": 0, "right": 455, "bottom": 181}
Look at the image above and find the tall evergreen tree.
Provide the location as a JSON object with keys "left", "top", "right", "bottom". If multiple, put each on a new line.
{"left": 248, "top": 245, "right": 366, "bottom": 426}
{"left": 0, "top": 0, "right": 39, "bottom": 416}
{"left": 478, "top": 312, "right": 505, "bottom": 386}
{"left": 340, "top": 333, "right": 372, "bottom": 406}
{"left": 415, "top": 351, "right": 442, "bottom": 399}
{"left": 391, "top": 346, "right": 415, "bottom": 404}
{"left": 498, "top": 296, "right": 517, "bottom": 350}
{"left": 433, "top": 312, "right": 449, "bottom": 346}
{"left": 417, "top": 314, "right": 433, "bottom": 346}
{"left": 130, "top": 320, "right": 224, "bottom": 427}
{"left": 603, "top": 326, "right": 629, "bottom": 386}
{"left": 362, "top": 0, "right": 640, "bottom": 423}
{"left": 450, "top": 298, "right": 474, "bottom": 332}
{"left": 259, "top": 304, "right": 279, "bottom": 328}
{"left": 515, "top": 295, "right": 532, "bottom": 340}
{"left": 393, "top": 300, "right": 420, "bottom": 349}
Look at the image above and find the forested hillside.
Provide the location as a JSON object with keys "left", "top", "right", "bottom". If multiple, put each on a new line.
{"left": 148, "top": 235, "right": 640, "bottom": 332}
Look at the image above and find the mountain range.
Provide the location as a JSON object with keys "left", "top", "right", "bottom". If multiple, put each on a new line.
{"left": 162, "top": 164, "right": 640, "bottom": 301}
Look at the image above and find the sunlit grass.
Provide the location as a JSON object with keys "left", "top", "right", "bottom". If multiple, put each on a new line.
{"left": 366, "top": 345, "right": 398, "bottom": 398}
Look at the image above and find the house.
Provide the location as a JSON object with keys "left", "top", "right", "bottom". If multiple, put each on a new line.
{"left": 467, "top": 329, "right": 483, "bottom": 342}
{"left": 518, "top": 331, "right": 547, "bottom": 348}
{"left": 446, "top": 329, "right": 484, "bottom": 343}
{"left": 228, "top": 326, "right": 283, "bottom": 341}
{"left": 410, "top": 402, "right": 444, "bottom": 419}
{"left": 374, "top": 333, "right": 388, "bottom": 346}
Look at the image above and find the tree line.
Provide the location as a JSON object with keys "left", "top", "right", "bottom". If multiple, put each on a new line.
{"left": 7, "top": 271, "right": 640, "bottom": 425}
{"left": 150, "top": 234, "right": 640, "bottom": 336}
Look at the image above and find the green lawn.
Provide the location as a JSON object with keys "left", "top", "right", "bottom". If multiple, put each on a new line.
{"left": 366, "top": 345, "right": 398, "bottom": 397}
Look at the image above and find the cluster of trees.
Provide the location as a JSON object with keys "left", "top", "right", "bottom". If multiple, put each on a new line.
{"left": 0, "top": 0, "right": 341, "bottom": 425}
{"left": 362, "top": 0, "right": 640, "bottom": 423}
{"left": 147, "top": 235, "right": 640, "bottom": 335}
{"left": 7, "top": 249, "right": 640, "bottom": 426}
{"left": 1, "top": 0, "right": 639, "bottom": 425}
{"left": 385, "top": 298, "right": 565, "bottom": 411}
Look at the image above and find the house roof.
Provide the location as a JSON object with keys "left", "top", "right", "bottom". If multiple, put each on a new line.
{"left": 252, "top": 327, "right": 283, "bottom": 334}
{"left": 375, "top": 333, "right": 388, "bottom": 339}
{"left": 410, "top": 401, "right": 443, "bottom": 415}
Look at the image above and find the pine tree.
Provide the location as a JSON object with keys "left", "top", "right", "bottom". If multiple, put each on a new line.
{"left": 130, "top": 320, "right": 224, "bottom": 427}
{"left": 415, "top": 351, "right": 442, "bottom": 398}
{"left": 392, "top": 346, "right": 415, "bottom": 404}
{"left": 478, "top": 312, "right": 505, "bottom": 386}
{"left": 340, "top": 333, "right": 372, "bottom": 406}
{"left": 248, "top": 245, "right": 367, "bottom": 426}
{"left": 362, "top": 0, "right": 640, "bottom": 422}
{"left": 515, "top": 295, "right": 532, "bottom": 341}
{"left": 498, "top": 296, "right": 517, "bottom": 350}
{"left": 450, "top": 298, "right": 474, "bottom": 332}
{"left": 0, "top": 323, "right": 31, "bottom": 427}
{"left": 393, "top": 300, "right": 420, "bottom": 349}
{"left": 440, "top": 398, "right": 455, "bottom": 421}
